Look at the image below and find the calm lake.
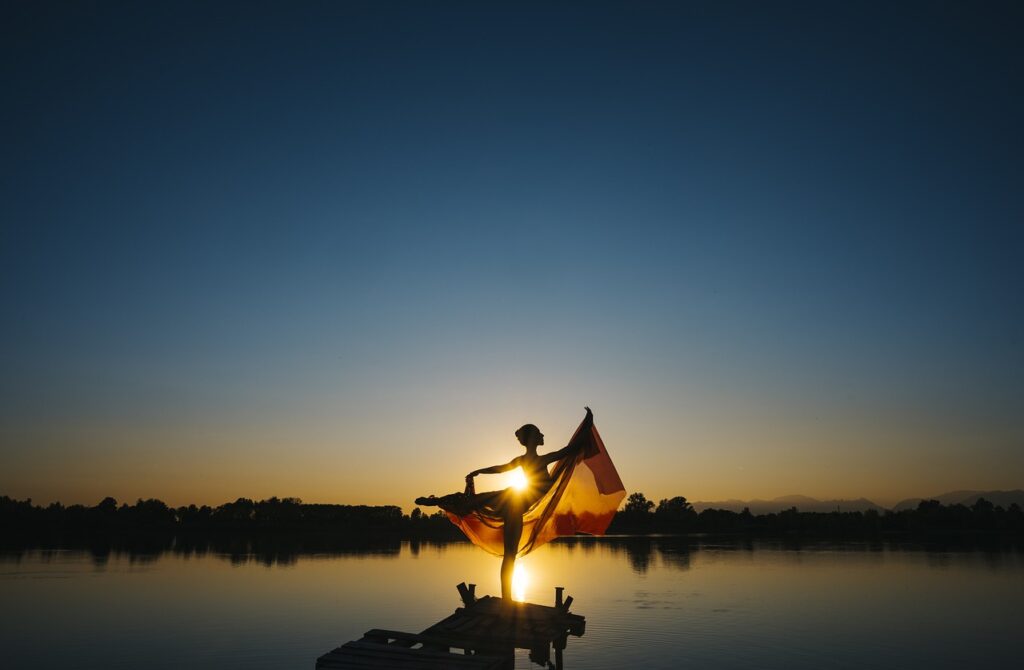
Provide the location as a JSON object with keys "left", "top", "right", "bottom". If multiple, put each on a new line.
{"left": 2, "top": 537, "right": 1021, "bottom": 669}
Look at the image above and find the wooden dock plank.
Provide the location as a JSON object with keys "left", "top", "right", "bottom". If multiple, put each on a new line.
{"left": 342, "top": 643, "right": 494, "bottom": 665}
{"left": 316, "top": 584, "right": 586, "bottom": 669}
{"left": 422, "top": 595, "right": 586, "bottom": 646}
{"left": 317, "top": 643, "right": 505, "bottom": 670}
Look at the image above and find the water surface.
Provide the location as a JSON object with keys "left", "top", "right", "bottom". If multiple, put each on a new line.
{"left": 2, "top": 538, "right": 1021, "bottom": 669}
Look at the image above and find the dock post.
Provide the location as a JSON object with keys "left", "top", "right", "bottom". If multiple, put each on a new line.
{"left": 456, "top": 582, "right": 476, "bottom": 607}
{"left": 555, "top": 586, "right": 564, "bottom": 608}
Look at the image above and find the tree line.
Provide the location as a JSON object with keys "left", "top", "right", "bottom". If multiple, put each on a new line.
{"left": 608, "top": 492, "right": 1024, "bottom": 535}
{"left": 0, "top": 495, "right": 463, "bottom": 545}
{"left": 2, "top": 492, "right": 1022, "bottom": 550}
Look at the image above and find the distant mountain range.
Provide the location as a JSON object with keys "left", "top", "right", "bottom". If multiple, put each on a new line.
{"left": 690, "top": 490, "right": 1024, "bottom": 514}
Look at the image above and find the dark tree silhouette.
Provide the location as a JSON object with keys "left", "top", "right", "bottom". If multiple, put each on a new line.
{"left": 624, "top": 492, "right": 654, "bottom": 514}
{"left": 656, "top": 496, "right": 695, "bottom": 518}
{"left": 2, "top": 492, "right": 1022, "bottom": 556}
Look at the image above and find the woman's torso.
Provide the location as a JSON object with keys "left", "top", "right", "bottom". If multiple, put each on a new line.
{"left": 518, "top": 454, "right": 554, "bottom": 491}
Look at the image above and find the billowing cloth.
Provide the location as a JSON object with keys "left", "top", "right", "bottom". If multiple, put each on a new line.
{"left": 427, "top": 417, "right": 626, "bottom": 557}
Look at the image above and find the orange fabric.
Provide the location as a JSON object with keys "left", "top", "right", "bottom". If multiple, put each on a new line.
{"left": 446, "top": 418, "right": 626, "bottom": 557}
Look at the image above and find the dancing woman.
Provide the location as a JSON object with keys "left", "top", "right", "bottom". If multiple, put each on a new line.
{"left": 417, "top": 407, "right": 594, "bottom": 600}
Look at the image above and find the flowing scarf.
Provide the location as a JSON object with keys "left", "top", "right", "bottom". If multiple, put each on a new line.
{"left": 443, "top": 417, "right": 626, "bottom": 557}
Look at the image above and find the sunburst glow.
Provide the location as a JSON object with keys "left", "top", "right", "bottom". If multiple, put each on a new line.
{"left": 510, "top": 466, "right": 529, "bottom": 491}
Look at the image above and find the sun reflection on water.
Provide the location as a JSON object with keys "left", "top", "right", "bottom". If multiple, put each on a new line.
{"left": 512, "top": 563, "right": 529, "bottom": 601}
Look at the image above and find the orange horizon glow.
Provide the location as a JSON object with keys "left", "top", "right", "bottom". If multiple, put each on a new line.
{"left": 2, "top": 405, "right": 1020, "bottom": 511}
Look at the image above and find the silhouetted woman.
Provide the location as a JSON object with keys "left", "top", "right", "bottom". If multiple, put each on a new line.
{"left": 417, "top": 407, "right": 593, "bottom": 600}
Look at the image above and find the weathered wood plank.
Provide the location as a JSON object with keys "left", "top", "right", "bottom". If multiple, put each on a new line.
{"left": 424, "top": 595, "right": 585, "bottom": 642}
{"left": 318, "top": 642, "right": 505, "bottom": 670}
{"left": 343, "top": 642, "right": 476, "bottom": 660}
{"left": 317, "top": 583, "right": 585, "bottom": 668}
{"left": 361, "top": 628, "right": 491, "bottom": 653}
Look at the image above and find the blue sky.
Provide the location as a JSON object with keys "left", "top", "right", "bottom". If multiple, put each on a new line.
{"left": 2, "top": 2, "right": 1022, "bottom": 507}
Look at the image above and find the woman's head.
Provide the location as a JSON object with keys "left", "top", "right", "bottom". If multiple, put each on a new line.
{"left": 515, "top": 423, "right": 544, "bottom": 449}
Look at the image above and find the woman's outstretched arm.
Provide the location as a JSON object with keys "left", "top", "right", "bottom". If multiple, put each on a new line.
{"left": 541, "top": 407, "right": 594, "bottom": 464}
{"left": 467, "top": 458, "right": 519, "bottom": 478}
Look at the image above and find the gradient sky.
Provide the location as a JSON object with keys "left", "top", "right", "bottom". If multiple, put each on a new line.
{"left": 2, "top": 2, "right": 1022, "bottom": 509}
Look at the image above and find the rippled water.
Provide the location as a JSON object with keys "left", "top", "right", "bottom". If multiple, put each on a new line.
{"left": 2, "top": 537, "right": 1021, "bottom": 669}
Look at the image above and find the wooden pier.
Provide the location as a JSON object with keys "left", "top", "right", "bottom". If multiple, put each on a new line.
{"left": 316, "top": 583, "right": 585, "bottom": 669}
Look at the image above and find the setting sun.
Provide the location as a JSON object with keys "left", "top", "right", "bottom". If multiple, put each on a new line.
{"left": 510, "top": 467, "right": 529, "bottom": 491}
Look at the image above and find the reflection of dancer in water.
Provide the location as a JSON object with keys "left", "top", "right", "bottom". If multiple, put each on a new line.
{"left": 417, "top": 408, "right": 593, "bottom": 600}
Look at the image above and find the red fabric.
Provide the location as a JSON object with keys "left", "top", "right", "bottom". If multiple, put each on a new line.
{"left": 446, "top": 418, "right": 626, "bottom": 557}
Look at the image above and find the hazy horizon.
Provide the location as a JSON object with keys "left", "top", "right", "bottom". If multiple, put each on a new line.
{"left": 6, "top": 481, "right": 1021, "bottom": 513}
